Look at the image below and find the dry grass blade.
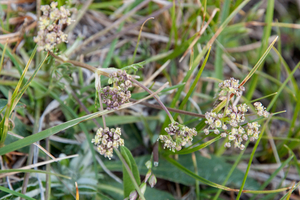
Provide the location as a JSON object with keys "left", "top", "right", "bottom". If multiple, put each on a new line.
{"left": 80, "top": 4, "right": 172, "bottom": 55}
{"left": 179, "top": 8, "right": 219, "bottom": 62}
{"left": 239, "top": 36, "right": 278, "bottom": 87}
{"left": 75, "top": 182, "right": 79, "bottom": 200}
{"left": 65, "top": 0, "right": 93, "bottom": 34}
{"left": 246, "top": 21, "right": 300, "bottom": 29}
{"left": 226, "top": 35, "right": 277, "bottom": 53}
{"left": 0, "top": 33, "right": 20, "bottom": 44}
{"left": 0, "top": 154, "right": 78, "bottom": 178}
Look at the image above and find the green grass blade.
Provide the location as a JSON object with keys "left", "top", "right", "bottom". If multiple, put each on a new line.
{"left": 249, "top": 155, "right": 294, "bottom": 200}
{"left": 0, "top": 43, "right": 23, "bottom": 75}
{"left": 165, "top": 155, "right": 289, "bottom": 194}
{"left": 0, "top": 42, "right": 7, "bottom": 74}
{"left": 89, "top": 1, "right": 124, "bottom": 9}
{"left": 213, "top": 141, "right": 249, "bottom": 200}
{"left": 272, "top": 47, "right": 299, "bottom": 94}
{"left": 173, "top": 46, "right": 211, "bottom": 120}
{"left": 0, "top": 109, "right": 106, "bottom": 156}
{"left": 214, "top": 0, "right": 230, "bottom": 81}
{"left": 236, "top": 117, "right": 271, "bottom": 199}
{"left": 246, "top": 0, "right": 275, "bottom": 100}
{"left": 171, "top": 0, "right": 250, "bottom": 109}
{"left": 266, "top": 61, "right": 300, "bottom": 112}
{"left": 0, "top": 186, "right": 35, "bottom": 200}
{"left": 13, "top": 53, "right": 48, "bottom": 111}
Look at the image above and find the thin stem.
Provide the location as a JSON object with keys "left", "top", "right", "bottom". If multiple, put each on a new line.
{"left": 114, "top": 148, "right": 146, "bottom": 200}
{"left": 130, "top": 99, "right": 205, "bottom": 118}
{"left": 131, "top": 17, "right": 154, "bottom": 64}
{"left": 98, "top": 91, "right": 106, "bottom": 128}
{"left": 48, "top": 51, "right": 98, "bottom": 73}
{"left": 224, "top": 93, "right": 230, "bottom": 115}
{"left": 131, "top": 79, "right": 174, "bottom": 122}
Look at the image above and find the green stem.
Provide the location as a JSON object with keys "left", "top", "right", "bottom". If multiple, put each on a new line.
{"left": 114, "top": 148, "right": 145, "bottom": 200}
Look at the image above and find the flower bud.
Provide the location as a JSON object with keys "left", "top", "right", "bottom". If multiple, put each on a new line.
{"left": 145, "top": 161, "right": 152, "bottom": 169}
{"left": 129, "top": 190, "right": 137, "bottom": 200}
{"left": 145, "top": 169, "right": 152, "bottom": 182}
{"left": 140, "top": 183, "right": 147, "bottom": 194}
{"left": 149, "top": 175, "right": 157, "bottom": 188}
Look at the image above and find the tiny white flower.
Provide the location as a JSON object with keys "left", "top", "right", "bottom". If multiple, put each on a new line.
{"left": 228, "top": 135, "right": 236, "bottom": 141}
{"left": 215, "top": 119, "right": 222, "bottom": 128}
{"left": 204, "top": 129, "right": 209, "bottom": 135}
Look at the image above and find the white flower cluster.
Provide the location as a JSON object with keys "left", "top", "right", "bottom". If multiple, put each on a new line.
{"left": 34, "top": 2, "right": 73, "bottom": 52}
{"left": 92, "top": 127, "right": 124, "bottom": 159}
{"left": 218, "top": 78, "right": 245, "bottom": 100}
{"left": 254, "top": 102, "right": 269, "bottom": 118}
{"left": 158, "top": 122, "right": 197, "bottom": 152}
{"left": 204, "top": 78, "right": 270, "bottom": 150}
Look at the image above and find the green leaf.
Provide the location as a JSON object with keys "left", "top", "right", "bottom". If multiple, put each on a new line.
{"left": 0, "top": 109, "right": 105, "bottom": 156}
{"left": 120, "top": 146, "right": 141, "bottom": 197}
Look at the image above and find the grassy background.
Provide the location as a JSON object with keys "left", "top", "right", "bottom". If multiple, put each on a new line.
{"left": 0, "top": 0, "right": 300, "bottom": 199}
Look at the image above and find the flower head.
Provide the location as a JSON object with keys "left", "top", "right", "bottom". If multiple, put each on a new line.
{"left": 158, "top": 122, "right": 197, "bottom": 152}
{"left": 34, "top": 3, "right": 74, "bottom": 52}
{"left": 218, "top": 78, "right": 245, "bottom": 100}
{"left": 101, "top": 70, "right": 132, "bottom": 110}
{"left": 203, "top": 78, "right": 270, "bottom": 151}
{"left": 254, "top": 102, "right": 270, "bottom": 117}
{"left": 92, "top": 127, "right": 124, "bottom": 159}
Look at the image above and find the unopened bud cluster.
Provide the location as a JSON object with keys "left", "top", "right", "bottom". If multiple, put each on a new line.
{"left": 34, "top": 2, "right": 73, "bottom": 52}
{"left": 158, "top": 122, "right": 197, "bottom": 152}
{"left": 92, "top": 127, "right": 124, "bottom": 159}
{"left": 204, "top": 78, "right": 270, "bottom": 150}
{"left": 101, "top": 70, "right": 132, "bottom": 110}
